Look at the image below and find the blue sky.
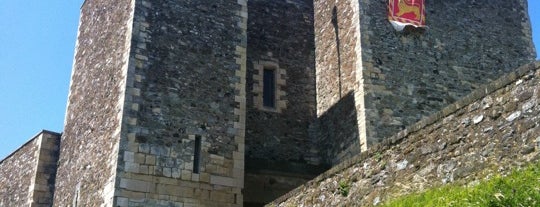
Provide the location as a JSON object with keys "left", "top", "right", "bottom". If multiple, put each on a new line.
{"left": 0, "top": 1, "right": 539, "bottom": 160}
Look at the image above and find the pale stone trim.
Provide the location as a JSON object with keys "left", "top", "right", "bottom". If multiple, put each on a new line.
{"left": 232, "top": 0, "right": 248, "bottom": 204}
{"left": 27, "top": 135, "right": 41, "bottom": 206}
{"left": 353, "top": 0, "right": 368, "bottom": 152}
{"left": 252, "top": 59, "right": 287, "bottom": 113}
{"left": 110, "top": 0, "right": 137, "bottom": 206}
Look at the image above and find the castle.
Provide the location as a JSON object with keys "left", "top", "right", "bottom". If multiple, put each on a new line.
{"left": 0, "top": 0, "right": 536, "bottom": 206}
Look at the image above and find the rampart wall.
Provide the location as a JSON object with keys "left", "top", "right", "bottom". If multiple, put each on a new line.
{"left": 271, "top": 62, "right": 540, "bottom": 206}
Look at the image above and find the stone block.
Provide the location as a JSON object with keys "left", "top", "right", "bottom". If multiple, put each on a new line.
{"left": 194, "top": 189, "right": 210, "bottom": 200}
{"left": 172, "top": 168, "right": 181, "bottom": 179}
{"left": 116, "top": 197, "right": 129, "bottom": 207}
{"left": 119, "top": 178, "right": 152, "bottom": 193}
{"left": 156, "top": 183, "right": 182, "bottom": 196}
{"left": 139, "top": 165, "right": 149, "bottom": 174}
{"left": 116, "top": 190, "right": 145, "bottom": 200}
{"left": 163, "top": 167, "right": 172, "bottom": 177}
{"left": 191, "top": 174, "right": 200, "bottom": 182}
{"left": 210, "top": 191, "right": 231, "bottom": 203}
{"left": 128, "top": 118, "right": 137, "bottom": 125}
{"left": 232, "top": 151, "right": 243, "bottom": 161}
{"left": 200, "top": 173, "right": 210, "bottom": 183}
{"left": 131, "top": 103, "right": 139, "bottom": 111}
{"left": 185, "top": 162, "right": 194, "bottom": 170}
{"left": 180, "top": 187, "right": 195, "bottom": 198}
{"left": 149, "top": 166, "right": 155, "bottom": 175}
{"left": 134, "top": 153, "right": 146, "bottom": 164}
{"left": 210, "top": 175, "right": 235, "bottom": 187}
{"left": 125, "top": 162, "right": 140, "bottom": 173}
{"left": 124, "top": 151, "right": 135, "bottom": 162}
{"left": 139, "top": 144, "right": 150, "bottom": 153}
{"left": 145, "top": 155, "right": 156, "bottom": 165}
{"left": 181, "top": 170, "right": 192, "bottom": 180}
{"left": 126, "top": 142, "right": 139, "bottom": 152}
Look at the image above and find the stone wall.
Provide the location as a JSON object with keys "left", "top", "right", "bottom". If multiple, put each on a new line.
{"left": 359, "top": 0, "right": 536, "bottom": 144}
{"left": 53, "top": 0, "right": 134, "bottom": 205}
{"left": 0, "top": 131, "right": 60, "bottom": 207}
{"left": 115, "top": 0, "right": 247, "bottom": 206}
{"left": 31, "top": 132, "right": 61, "bottom": 207}
{"left": 244, "top": 0, "right": 324, "bottom": 205}
{"left": 313, "top": 0, "right": 366, "bottom": 164}
{"left": 270, "top": 62, "right": 540, "bottom": 206}
{"left": 312, "top": 0, "right": 536, "bottom": 165}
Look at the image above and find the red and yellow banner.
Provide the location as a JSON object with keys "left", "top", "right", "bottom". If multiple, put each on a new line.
{"left": 388, "top": 0, "right": 426, "bottom": 31}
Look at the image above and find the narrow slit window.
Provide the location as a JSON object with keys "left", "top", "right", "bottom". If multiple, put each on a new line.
{"left": 263, "top": 68, "right": 276, "bottom": 108}
{"left": 193, "top": 135, "right": 202, "bottom": 174}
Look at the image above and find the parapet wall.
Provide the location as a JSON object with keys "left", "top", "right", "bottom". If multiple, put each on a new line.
{"left": 271, "top": 61, "right": 540, "bottom": 206}
{"left": 0, "top": 131, "right": 60, "bottom": 207}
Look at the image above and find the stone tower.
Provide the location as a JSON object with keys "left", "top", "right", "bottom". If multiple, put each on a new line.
{"left": 313, "top": 0, "right": 536, "bottom": 164}
{"left": 243, "top": 0, "right": 322, "bottom": 205}
{"left": 54, "top": 0, "right": 248, "bottom": 206}
{"left": 50, "top": 0, "right": 536, "bottom": 206}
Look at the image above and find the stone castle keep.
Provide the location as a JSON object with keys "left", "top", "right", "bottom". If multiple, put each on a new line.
{"left": 0, "top": 0, "right": 536, "bottom": 206}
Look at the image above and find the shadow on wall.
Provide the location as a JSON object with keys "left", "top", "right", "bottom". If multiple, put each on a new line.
{"left": 332, "top": 6, "right": 343, "bottom": 98}
{"left": 315, "top": 91, "right": 359, "bottom": 165}
{"left": 311, "top": 6, "right": 360, "bottom": 166}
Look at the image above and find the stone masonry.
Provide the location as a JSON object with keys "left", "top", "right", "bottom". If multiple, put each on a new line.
{"left": 244, "top": 0, "right": 326, "bottom": 205}
{"left": 0, "top": 0, "right": 537, "bottom": 206}
{"left": 53, "top": 0, "right": 134, "bottom": 205}
{"left": 314, "top": 0, "right": 536, "bottom": 165}
{"left": 52, "top": 0, "right": 249, "bottom": 206}
{"left": 114, "top": 0, "right": 247, "bottom": 206}
{"left": 271, "top": 61, "right": 540, "bottom": 207}
{"left": 0, "top": 131, "right": 60, "bottom": 207}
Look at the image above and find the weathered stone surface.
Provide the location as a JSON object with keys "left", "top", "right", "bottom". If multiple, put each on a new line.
{"left": 359, "top": 0, "right": 536, "bottom": 144}
{"left": 270, "top": 62, "right": 540, "bottom": 207}
{"left": 313, "top": 0, "right": 536, "bottom": 164}
{"left": 0, "top": 131, "right": 60, "bottom": 207}
{"left": 52, "top": 0, "right": 133, "bottom": 206}
{"left": 115, "top": 0, "right": 247, "bottom": 206}
{"left": 313, "top": 0, "right": 365, "bottom": 165}
{"left": 2, "top": 0, "right": 537, "bottom": 206}
{"left": 244, "top": 0, "right": 325, "bottom": 205}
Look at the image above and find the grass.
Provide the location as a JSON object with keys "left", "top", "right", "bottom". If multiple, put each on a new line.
{"left": 339, "top": 180, "right": 350, "bottom": 197}
{"left": 381, "top": 162, "right": 540, "bottom": 207}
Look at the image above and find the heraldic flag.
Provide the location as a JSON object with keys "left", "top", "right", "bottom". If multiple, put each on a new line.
{"left": 388, "top": 0, "right": 426, "bottom": 31}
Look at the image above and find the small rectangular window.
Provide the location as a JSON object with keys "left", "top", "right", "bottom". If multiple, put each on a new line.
{"left": 263, "top": 68, "right": 276, "bottom": 108}
{"left": 193, "top": 136, "right": 202, "bottom": 174}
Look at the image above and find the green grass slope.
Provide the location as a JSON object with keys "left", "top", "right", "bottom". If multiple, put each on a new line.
{"left": 381, "top": 162, "right": 540, "bottom": 207}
